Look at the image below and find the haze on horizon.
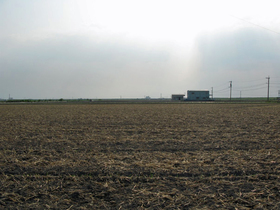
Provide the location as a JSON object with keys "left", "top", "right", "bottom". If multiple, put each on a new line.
{"left": 1, "top": 0, "right": 280, "bottom": 99}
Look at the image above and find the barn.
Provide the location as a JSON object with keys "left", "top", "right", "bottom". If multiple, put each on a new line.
{"left": 171, "top": 94, "right": 185, "bottom": 101}
{"left": 187, "top": 90, "right": 210, "bottom": 101}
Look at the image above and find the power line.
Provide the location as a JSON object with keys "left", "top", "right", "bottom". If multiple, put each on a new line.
{"left": 230, "top": 15, "right": 280, "bottom": 35}
{"left": 270, "top": 84, "right": 280, "bottom": 87}
{"left": 233, "top": 78, "right": 266, "bottom": 83}
{"left": 234, "top": 86, "right": 267, "bottom": 92}
{"left": 234, "top": 83, "right": 266, "bottom": 91}
{"left": 234, "top": 79, "right": 263, "bottom": 83}
{"left": 211, "top": 77, "right": 280, "bottom": 97}
{"left": 215, "top": 87, "right": 229, "bottom": 92}
{"left": 212, "top": 82, "right": 231, "bottom": 89}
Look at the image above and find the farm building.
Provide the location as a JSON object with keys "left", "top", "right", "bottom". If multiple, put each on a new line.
{"left": 171, "top": 94, "right": 185, "bottom": 101}
{"left": 187, "top": 90, "right": 210, "bottom": 101}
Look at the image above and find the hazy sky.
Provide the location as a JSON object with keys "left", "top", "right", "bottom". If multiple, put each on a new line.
{"left": 1, "top": 0, "right": 280, "bottom": 99}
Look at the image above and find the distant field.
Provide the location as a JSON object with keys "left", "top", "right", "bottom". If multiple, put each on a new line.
{"left": 1, "top": 96, "right": 279, "bottom": 104}
{"left": 1, "top": 103, "right": 280, "bottom": 209}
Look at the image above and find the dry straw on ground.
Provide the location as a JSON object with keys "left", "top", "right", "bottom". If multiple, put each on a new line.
{"left": 1, "top": 103, "right": 280, "bottom": 209}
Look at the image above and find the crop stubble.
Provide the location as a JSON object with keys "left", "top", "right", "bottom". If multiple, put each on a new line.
{"left": 0, "top": 103, "right": 280, "bottom": 209}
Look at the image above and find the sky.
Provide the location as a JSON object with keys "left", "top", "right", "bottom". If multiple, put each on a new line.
{"left": 1, "top": 0, "right": 280, "bottom": 99}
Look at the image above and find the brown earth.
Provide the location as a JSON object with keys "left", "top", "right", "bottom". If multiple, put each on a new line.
{"left": 0, "top": 103, "right": 280, "bottom": 209}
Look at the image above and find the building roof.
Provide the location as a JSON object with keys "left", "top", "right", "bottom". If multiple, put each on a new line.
{"left": 187, "top": 90, "right": 209, "bottom": 92}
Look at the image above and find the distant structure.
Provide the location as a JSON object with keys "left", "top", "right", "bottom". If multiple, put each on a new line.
{"left": 171, "top": 94, "right": 185, "bottom": 101}
{"left": 187, "top": 90, "right": 210, "bottom": 101}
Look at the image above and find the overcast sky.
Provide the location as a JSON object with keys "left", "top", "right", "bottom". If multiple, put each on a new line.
{"left": 1, "top": 0, "right": 280, "bottom": 99}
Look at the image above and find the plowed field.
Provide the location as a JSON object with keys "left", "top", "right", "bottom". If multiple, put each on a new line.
{"left": 1, "top": 103, "right": 280, "bottom": 209}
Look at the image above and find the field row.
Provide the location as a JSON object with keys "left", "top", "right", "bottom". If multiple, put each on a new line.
{"left": 1, "top": 103, "right": 280, "bottom": 209}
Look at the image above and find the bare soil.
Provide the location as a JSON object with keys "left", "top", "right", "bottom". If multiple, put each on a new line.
{"left": 1, "top": 103, "right": 280, "bottom": 209}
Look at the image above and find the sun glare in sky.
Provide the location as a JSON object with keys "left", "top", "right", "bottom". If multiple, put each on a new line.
{"left": 70, "top": 0, "right": 279, "bottom": 44}
{"left": 72, "top": 1, "right": 229, "bottom": 44}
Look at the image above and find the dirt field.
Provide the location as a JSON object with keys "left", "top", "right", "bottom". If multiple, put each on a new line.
{"left": 1, "top": 103, "right": 280, "bottom": 209}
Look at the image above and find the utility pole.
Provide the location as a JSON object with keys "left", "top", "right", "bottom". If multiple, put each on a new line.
{"left": 229, "top": 81, "right": 232, "bottom": 101}
{"left": 266, "top": 76, "right": 270, "bottom": 101}
{"left": 211, "top": 87, "right": 213, "bottom": 99}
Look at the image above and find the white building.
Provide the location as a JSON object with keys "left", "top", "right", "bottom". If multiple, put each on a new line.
{"left": 187, "top": 90, "right": 210, "bottom": 101}
{"left": 171, "top": 94, "right": 185, "bottom": 101}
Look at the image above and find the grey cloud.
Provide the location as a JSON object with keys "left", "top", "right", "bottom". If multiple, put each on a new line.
{"left": 0, "top": 0, "right": 66, "bottom": 36}
{"left": 195, "top": 27, "right": 280, "bottom": 72}
{"left": 189, "top": 27, "right": 280, "bottom": 97}
{"left": 4, "top": 35, "right": 169, "bottom": 64}
{"left": 0, "top": 35, "right": 171, "bottom": 99}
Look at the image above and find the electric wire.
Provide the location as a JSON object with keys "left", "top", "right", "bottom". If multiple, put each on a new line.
{"left": 233, "top": 78, "right": 266, "bottom": 83}
{"left": 211, "top": 82, "right": 231, "bottom": 89}
{"left": 234, "top": 83, "right": 266, "bottom": 91}
{"left": 215, "top": 87, "right": 229, "bottom": 92}
{"left": 211, "top": 77, "right": 279, "bottom": 97}
{"left": 234, "top": 86, "right": 267, "bottom": 92}
{"left": 230, "top": 15, "right": 280, "bottom": 35}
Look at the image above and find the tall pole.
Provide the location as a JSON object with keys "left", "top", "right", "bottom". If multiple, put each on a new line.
{"left": 266, "top": 76, "right": 270, "bottom": 101}
{"left": 211, "top": 87, "right": 213, "bottom": 99}
{"left": 229, "top": 81, "right": 232, "bottom": 101}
